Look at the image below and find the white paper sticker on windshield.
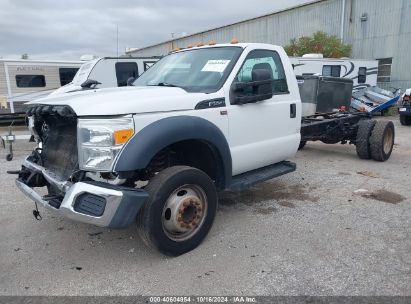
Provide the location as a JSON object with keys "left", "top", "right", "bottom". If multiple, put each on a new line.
{"left": 201, "top": 60, "right": 230, "bottom": 72}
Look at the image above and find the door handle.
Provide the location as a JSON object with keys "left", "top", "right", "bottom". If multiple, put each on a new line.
{"left": 290, "top": 103, "right": 296, "bottom": 118}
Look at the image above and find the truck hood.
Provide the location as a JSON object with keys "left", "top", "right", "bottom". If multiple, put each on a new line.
{"left": 28, "top": 86, "right": 212, "bottom": 116}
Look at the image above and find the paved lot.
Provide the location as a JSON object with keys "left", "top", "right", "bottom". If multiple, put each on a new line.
{"left": 0, "top": 117, "right": 410, "bottom": 296}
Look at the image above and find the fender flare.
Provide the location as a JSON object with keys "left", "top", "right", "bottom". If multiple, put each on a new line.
{"left": 114, "top": 116, "right": 232, "bottom": 188}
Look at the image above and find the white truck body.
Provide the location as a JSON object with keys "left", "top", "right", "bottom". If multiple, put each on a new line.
{"left": 290, "top": 56, "right": 378, "bottom": 87}
{"left": 17, "top": 43, "right": 301, "bottom": 255}
{"left": 50, "top": 57, "right": 160, "bottom": 96}
{"left": 37, "top": 44, "right": 300, "bottom": 175}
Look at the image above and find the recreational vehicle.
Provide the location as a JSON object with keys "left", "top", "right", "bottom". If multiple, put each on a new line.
{"left": 50, "top": 57, "right": 161, "bottom": 96}
{"left": 0, "top": 59, "right": 82, "bottom": 119}
{"left": 290, "top": 55, "right": 378, "bottom": 87}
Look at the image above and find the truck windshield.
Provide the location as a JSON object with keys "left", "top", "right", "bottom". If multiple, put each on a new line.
{"left": 133, "top": 46, "right": 243, "bottom": 93}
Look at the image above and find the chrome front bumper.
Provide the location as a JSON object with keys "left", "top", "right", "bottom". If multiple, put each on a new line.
{"left": 16, "top": 159, "right": 148, "bottom": 228}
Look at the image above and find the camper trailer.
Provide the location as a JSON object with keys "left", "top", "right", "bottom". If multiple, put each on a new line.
{"left": 0, "top": 59, "right": 83, "bottom": 119}
{"left": 290, "top": 55, "right": 378, "bottom": 87}
{"left": 50, "top": 57, "right": 161, "bottom": 96}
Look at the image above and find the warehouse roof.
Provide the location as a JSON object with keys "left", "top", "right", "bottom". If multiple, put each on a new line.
{"left": 135, "top": 0, "right": 324, "bottom": 52}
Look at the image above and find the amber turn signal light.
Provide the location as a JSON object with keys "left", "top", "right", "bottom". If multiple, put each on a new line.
{"left": 114, "top": 129, "right": 134, "bottom": 145}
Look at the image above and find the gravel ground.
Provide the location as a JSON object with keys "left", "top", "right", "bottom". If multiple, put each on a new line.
{"left": 0, "top": 116, "right": 410, "bottom": 296}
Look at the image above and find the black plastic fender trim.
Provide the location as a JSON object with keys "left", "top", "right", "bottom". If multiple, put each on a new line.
{"left": 114, "top": 116, "right": 232, "bottom": 189}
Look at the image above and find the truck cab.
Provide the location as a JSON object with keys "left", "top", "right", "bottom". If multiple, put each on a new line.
{"left": 17, "top": 43, "right": 301, "bottom": 255}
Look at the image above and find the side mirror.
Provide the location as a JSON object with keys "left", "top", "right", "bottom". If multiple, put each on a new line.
{"left": 252, "top": 69, "right": 273, "bottom": 96}
{"left": 127, "top": 77, "right": 135, "bottom": 86}
{"left": 81, "top": 79, "right": 101, "bottom": 89}
{"left": 231, "top": 69, "right": 273, "bottom": 105}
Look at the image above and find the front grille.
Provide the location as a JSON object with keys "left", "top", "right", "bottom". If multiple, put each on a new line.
{"left": 28, "top": 105, "right": 78, "bottom": 180}
{"left": 41, "top": 123, "right": 78, "bottom": 180}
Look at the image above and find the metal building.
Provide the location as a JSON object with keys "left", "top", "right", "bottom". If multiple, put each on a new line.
{"left": 128, "top": 0, "right": 411, "bottom": 90}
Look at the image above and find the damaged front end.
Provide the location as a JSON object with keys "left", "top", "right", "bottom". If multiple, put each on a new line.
{"left": 16, "top": 105, "right": 148, "bottom": 228}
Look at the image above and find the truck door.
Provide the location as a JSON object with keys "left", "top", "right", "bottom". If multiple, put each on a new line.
{"left": 227, "top": 49, "right": 300, "bottom": 175}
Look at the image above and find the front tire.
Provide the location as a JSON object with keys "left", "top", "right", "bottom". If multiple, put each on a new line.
{"left": 137, "top": 166, "right": 218, "bottom": 256}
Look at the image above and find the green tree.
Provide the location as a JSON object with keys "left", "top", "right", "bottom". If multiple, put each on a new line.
{"left": 284, "top": 31, "right": 352, "bottom": 58}
{"left": 21, "top": 53, "right": 29, "bottom": 59}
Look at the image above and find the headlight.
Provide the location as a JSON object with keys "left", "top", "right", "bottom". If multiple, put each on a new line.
{"left": 78, "top": 117, "right": 134, "bottom": 171}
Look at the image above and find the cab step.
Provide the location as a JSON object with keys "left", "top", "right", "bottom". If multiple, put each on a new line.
{"left": 228, "top": 161, "right": 296, "bottom": 191}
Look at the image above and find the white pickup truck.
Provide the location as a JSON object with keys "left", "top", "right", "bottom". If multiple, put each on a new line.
{"left": 16, "top": 43, "right": 302, "bottom": 255}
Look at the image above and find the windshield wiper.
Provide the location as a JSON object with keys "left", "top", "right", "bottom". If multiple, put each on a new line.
{"left": 149, "top": 82, "right": 179, "bottom": 87}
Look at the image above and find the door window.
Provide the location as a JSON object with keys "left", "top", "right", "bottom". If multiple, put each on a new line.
{"left": 115, "top": 62, "right": 139, "bottom": 86}
{"left": 235, "top": 49, "right": 288, "bottom": 96}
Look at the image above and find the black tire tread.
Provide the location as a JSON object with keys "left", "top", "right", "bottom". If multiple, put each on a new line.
{"left": 369, "top": 121, "right": 395, "bottom": 162}
{"left": 356, "top": 119, "right": 376, "bottom": 159}
{"left": 400, "top": 115, "right": 411, "bottom": 126}
{"left": 137, "top": 165, "right": 217, "bottom": 256}
{"left": 137, "top": 166, "right": 192, "bottom": 251}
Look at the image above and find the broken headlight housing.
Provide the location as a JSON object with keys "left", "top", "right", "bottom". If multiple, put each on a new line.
{"left": 77, "top": 117, "right": 134, "bottom": 171}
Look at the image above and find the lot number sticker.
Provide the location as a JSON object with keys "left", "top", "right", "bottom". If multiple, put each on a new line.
{"left": 202, "top": 60, "right": 230, "bottom": 72}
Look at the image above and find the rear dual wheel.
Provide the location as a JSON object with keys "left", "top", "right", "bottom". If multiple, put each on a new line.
{"left": 369, "top": 121, "right": 395, "bottom": 161}
{"left": 356, "top": 120, "right": 376, "bottom": 159}
{"left": 356, "top": 120, "right": 394, "bottom": 162}
{"left": 137, "top": 166, "right": 217, "bottom": 256}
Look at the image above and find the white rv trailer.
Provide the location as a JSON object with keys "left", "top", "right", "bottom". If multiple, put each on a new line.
{"left": 289, "top": 55, "right": 378, "bottom": 87}
{"left": 50, "top": 57, "right": 161, "bottom": 96}
{"left": 0, "top": 59, "right": 82, "bottom": 118}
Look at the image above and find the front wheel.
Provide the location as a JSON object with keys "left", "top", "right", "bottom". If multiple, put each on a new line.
{"left": 137, "top": 166, "right": 218, "bottom": 256}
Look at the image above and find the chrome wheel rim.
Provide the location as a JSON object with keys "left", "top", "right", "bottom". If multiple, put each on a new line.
{"left": 162, "top": 184, "right": 208, "bottom": 242}
{"left": 383, "top": 127, "right": 394, "bottom": 154}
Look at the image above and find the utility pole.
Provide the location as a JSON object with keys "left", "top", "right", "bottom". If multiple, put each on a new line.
{"left": 340, "top": 0, "right": 346, "bottom": 43}
{"left": 116, "top": 25, "right": 119, "bottom": 58}
{"left": 171, "top": 32, "right": 175, "bottom": 50}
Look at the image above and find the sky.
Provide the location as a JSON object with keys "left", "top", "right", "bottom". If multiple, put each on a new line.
{"left": 0, "top": 0, "right": 313, "bottom": 60}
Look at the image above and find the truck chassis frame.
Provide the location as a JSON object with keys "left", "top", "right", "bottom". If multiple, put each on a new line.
{"left": 301, "top": 112, "right": 371, "bottom": 145}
